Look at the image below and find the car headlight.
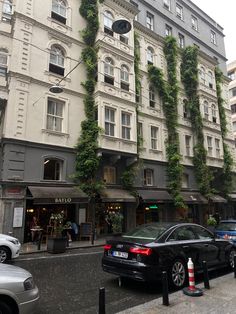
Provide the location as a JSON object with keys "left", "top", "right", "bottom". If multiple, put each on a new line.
{"left": 24, "top": 277, "right": 35, "bottom": 290}
{"left": 8, "top": 239, "right": 19, "bottom": 245}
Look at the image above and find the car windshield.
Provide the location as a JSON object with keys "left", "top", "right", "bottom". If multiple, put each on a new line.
{"left": 217, "top": 222, "right": 236, "bottom": 231}
{"left": 122, "top": 223, "right": 169, "bottom": 240}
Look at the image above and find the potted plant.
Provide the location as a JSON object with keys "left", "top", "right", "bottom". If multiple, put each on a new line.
{"left": 207, "top": 215, "right": 217, "bottom": 233}
{"left": 108, "top": 211, "right": 124, "bottom": 235}
{"left": 47, "top": 211, "right": 67, "bottom": 254}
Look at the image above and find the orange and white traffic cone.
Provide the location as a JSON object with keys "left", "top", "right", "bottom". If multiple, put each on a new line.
{"left": 183, "top": 258, "right": 203, "bottom": 296}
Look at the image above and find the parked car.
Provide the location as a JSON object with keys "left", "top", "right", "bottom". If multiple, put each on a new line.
{"left": 0, "top": 234, "right": 21, "bottom": 263}
{"left": 215, "top": 220, "right": 236, "bottom": 244}
{"left": 0, "top": 263, "right": 39, "bottom": 314}
{"left": 102, "top": 222, "right": 235, "bottom": 289}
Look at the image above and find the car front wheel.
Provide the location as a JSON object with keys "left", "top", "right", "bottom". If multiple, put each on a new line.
{"left": 0, "top": 300, "right": 14, "bottom": 314}
{"left": 229, "top": 249, "right": 236, "bottom": 269}
{"left": 0, "top": 247, "right": 11, "bottom": 263}
{"left": 170, "top": 259, "right": 187, "bottom": 289}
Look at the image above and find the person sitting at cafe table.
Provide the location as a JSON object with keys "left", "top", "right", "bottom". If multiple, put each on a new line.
{"left": 62, "top": 220, "right": 72, "bottom": 242}
{"left": 30, "top": 216, "right": 40, "bottom": 242}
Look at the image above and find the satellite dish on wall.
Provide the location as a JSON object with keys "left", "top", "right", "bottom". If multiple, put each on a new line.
{"left": 112, "top": 19, "right": 132, "bottom": 35}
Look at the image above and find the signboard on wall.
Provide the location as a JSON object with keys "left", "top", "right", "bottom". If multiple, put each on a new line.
{"left": 13, "top": 207, "right": 24, "bottom": 228}
{"left": 79, "top": 208, "right": 86, "bottom": 224}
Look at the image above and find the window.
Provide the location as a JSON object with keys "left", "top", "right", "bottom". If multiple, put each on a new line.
{"left": 210, "top": 30, "right": 216, "bottom": 45}
{"left": 203, "top": 101, "right": 209, "bottom": 120}
{"left": 163, "top": 0, "right": 171, "bottom": 11}
{"left": 165, "top": 24, "right": 172, "bottom": 36}
{"left": 208, "top": 71, "right": 213, "bottom": 89}
{"left": 104, "top": 11, "right": 114, "bottom": 36}
{"left": 104, "top": 57, "right": 114, "bottom": 85}
{"left": 191, "top": 15, "right": 198, "bottom": 31}
{"left": 120, "top": 65, "right": 129, "bottom": 91}
{"left": 51, "top": 0, "right": 67, "bottom": 24}
{"left": 46, "top": 98, "right": 64, "bottom": 132}
{"left": 149, "top": 86, "right": 155, "bottom": 108}
{"left": 121, "top": 112, "right": 131, "bottom": 140}
{"left": 207, "top": 136, "right": 213, "bottom": 156}
{"left": 231, "top": 104, "right": 236, "bottom": 114}
{"left": 120, "top": 33, "right": 129, "bottom": 45}
{"left": 0, "top": 49, "right": 8, "bottom": 77}
{"left": 199, "top": 67, "right": 206, "bottom": 84}
{"left": 182, "top": 173, "right": 189, "bottom": 188}
{"left": 230, "top": 87, "right": 236, "bottom": 97}
{"left": 178, "top": 33, "right": 185, "bottom": 48}
{"left": 183, "top": 99, "right": 190, "bottom": 119}
{"left": 49, "top": 45, "right": 65, "bottom": 76}
{"left": 144, "top": 169, "right": 154, "bottom": 186}
{"left": 103, "top": 166, "right": 116, "bottom": 184}
{"left": 212, "top": 104, "right": 217, "bottom": 123}
{"left": 176, "top": 4, "right": 183, "bottom": 19}
{"left": 228, "top": 71, "right": 235, "bottom": 80}
{"left": 105, "top": 107, "right": 115, "bottom": 136}
{"left": 191, "top": 226, "right": 213, "bottom": 240}
{"left": 2, "top": 0, "right": 12, "bottom": 22}
{"left": 215, "top": 138, "right": 220, "bottom": 158}
{"left": 168, "top": 226, "right": 196, "bottom": 241}
{"left": 233, "top": 121, "right": 236, "bottom": 132}
{"left": 146, "top": 12, "right": 154, "bottom": 30}
{"left": 151, "top": 126, "right": 158, "bottom": 150}
{"left": 185, "top": 135, "right": 191, "bottom": 156}
{"left": 138, "top": 122, "right": 143, "bottom": 141}
{"left": 43, "top": 158, "right": 63, "bottom": 181}
{"left": 147, "top": 47, "right": 154, "bottom": 65}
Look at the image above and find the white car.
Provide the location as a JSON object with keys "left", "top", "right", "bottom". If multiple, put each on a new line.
{"left": 0, "top": 234, "right": 21, "bottom": 263}
{"left": 0, "top": 264, "right": 39, "bottom": 314}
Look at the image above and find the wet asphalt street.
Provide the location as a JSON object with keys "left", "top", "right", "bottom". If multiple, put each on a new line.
{"left": 13, "top": 247, "right": 162, "bottom": 314}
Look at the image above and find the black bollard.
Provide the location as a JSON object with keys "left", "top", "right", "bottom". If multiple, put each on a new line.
{"left": 202, "top": 261, "right": 210, "bottom": 289}
{"left": 162, "top": 271, "right": 169, "bottom": 306}
{"left": 234, "top": 255, "right": 236, "bottom": 279}
{"left": 99, "top": 287, "right": 105, "bottom": 314}
{"left": 37, "top": 231, "right": 42, "bottom": 251}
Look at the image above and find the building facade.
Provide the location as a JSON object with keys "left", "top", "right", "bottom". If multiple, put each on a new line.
{"left": 0, "top": 0, "right": 235, "bottom": 242}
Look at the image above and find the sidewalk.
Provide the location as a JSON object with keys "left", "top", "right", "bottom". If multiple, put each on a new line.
{"left": 117, "top": 272, "right": 236, "bottom": 314}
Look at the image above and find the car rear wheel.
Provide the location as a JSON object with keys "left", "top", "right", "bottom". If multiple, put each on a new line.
{"left": 0, "top": 300, "right": 14, "bottom": 314}
{"left": 170, "top": 259, "right": 187, "bottom": 289}
{"left": 0, "top": 247, "right": 11, "bottom": 263}
{"left": 229, "top": 249, "right": 236, "bottom": 269}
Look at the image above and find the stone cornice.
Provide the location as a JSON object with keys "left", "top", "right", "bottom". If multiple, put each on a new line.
{"left": 95, "top": 89, "right": 136, "bottom": 108}
{"left": 103, "top": 0, "right": 139, "bottom": 18}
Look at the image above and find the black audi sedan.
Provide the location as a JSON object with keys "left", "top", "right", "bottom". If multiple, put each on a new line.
{"left": 102, "top": 222, "right": 235, "bottom": 289}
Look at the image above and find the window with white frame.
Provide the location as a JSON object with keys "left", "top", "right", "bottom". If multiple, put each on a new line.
{"left": 144, "top": 168, "right": 154, "bottom": 186}
{"left": 104, "top": 11, "right": 114, "bottom": 36}
{"left": 120, "top": 32, "right": 129, "bottom": 45}
{"left": 146, "top": 12, "right": 154, "bottom": 30}
{"left": 163, "top": 0, "right": 171, "bottom": 11}
{"left": 191, "top": 15, "right": 198, "bottom": 31}
{"left": 51, "top": 0, "right": 67, "bottom": 24}
{"left": 215, "top": 138, "right": 220, "bottom": 158}
{"left": 185, "top": 135, "right": 191, "bottom": 156}
{"left": 231, "top": 104, "right": 236, "bottom": 114}
{"left": 165, "top": 24, "right": 172, "bottom": 36}
{"left": 178, "top": 33, "right": 185, "bottom": 48}
{"left": 49, "top": 45, "right": 65, "bottom": 76}
{"left": 230, "top": 87, "right": 236, "bottom": 98}
{"left": 199, "top": 67, "right": 206, "bottom": 84}
{"left": 103, "top": 166, "right": 116, "bottom": 184}
{"left": 121, "top": 112, "right": 131, "bottom": 140}
{"left": 228, "top": 71, "right": 235, "bottom": 80}
{"left": 183, "top": 99, "right": 190, "bottom": 119}
{"left": 182, "top": 173, "right": 189, "bottom": 188}
{"left": 176, "top": 3, "right": 183, "bottom": 19}
{"left": 210, "top": 30, "right": 216, "bottom": 45}
{"left": 147, "top": 47, "right": 154, "bottom": 65}
{"left": 120, "top": 65, "right": 129, "bottom": 91}
{"left": 149, "top": 86, "right": 155, "bottom": 108}
{"left": 105, "top": 107, "right": 115, "bottom": 136}
{"left": 0, "top": 49, "right": 8, "bottom": 77}
{"left": 208, "top": 71, "right": 213, "bottom": 89}
{"left": 104, "top": 57, "right": 114, "bottom": 85}
{"left": 233, "top": 121, "right": 236, "bottom": 131}
{"left": 43, "top": 158, "right": 63, "bottom": 181}
{"left": 2, "top": 0, "right": 12, "bottom": 22}
{"left": 46, "top": 98, "right": 64, "bottom": 132}
{"left": 203, "top": 101, "right": 209, "bottom": 120}
{"left": 212, "top": 104, "right": 217, "bottom": 123}
{"left": 151, "top": 126, "right": 158, "bottom": 150}
{"left": 207, "top": 136, "right": 213, "bottom": 156}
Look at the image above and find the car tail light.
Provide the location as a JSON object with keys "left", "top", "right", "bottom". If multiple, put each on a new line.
{"left": 104, "top": 244, "right": 112, "bottom": 251}
{"left": 129, "top": 247, "right": 152, "bottom": 256}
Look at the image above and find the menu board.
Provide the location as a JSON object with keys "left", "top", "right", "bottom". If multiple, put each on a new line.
{"left": 13, "top": 207, "right": 23, "bottom": 228}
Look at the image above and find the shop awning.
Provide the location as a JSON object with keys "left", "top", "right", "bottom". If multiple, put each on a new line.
{"left": 138, "top": 189, "right": 172, "bottom": 203}
{"left": 229, "top": 194, "right": 236, "bottom": 201}
{"left": 181, "top": 192, "right": 208, "bottom": 204}
{"left": 209, "top": 195, "right": 227, "bottom": 203}
{"left": 100, "top": 189, "right": 136, "bottom": 203}
{"left": 28, "top": 186, "right": 88, "bottom": 204}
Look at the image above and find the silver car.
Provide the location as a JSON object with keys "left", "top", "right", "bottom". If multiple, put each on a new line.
{"left": 0, "top": 264, "right": 39, "bottom": 314}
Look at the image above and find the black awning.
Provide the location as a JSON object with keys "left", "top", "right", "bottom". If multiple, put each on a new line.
{"left": 100, "top": 189, "right": 136, "bottom": 203}
{"left": 181, "top": 192, "right": 207, "bottom": 204}
{"left": 28, "top": 186, "right": 88, "bottom": 204}
{"left": 138, "top": 189, "right": 172, "bottom": 203}
{"left": 209, "top": 195, "right": 227, "bottom": 203}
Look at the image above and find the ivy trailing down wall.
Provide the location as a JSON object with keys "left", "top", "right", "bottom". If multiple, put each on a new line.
{"left": 74, "top": 0, "right": 103, "bottom": 196}
{"left": 148, "top": 36, "right": 185, "bottom": 209}
{"left": 215, "top": 67, "right": 233, "bottom": 196}
{"left": 181, "top": 46, "right": 212, "bottom": 197}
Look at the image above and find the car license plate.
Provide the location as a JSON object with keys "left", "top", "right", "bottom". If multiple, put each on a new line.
{"left": 112, "top": 251, "right": 128, "bottom": 259}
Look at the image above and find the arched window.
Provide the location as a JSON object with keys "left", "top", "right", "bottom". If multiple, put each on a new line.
{"left": 120, "top": 65, "right": 129, "bottom": 91}
{"left": 2, "top": 0, "right": 12, "bottom": 22}
{"left": 104, "top": 11, "right": 114, "bottom": 36}
{"left": 147, "top": 47, "right": 154, "bottom": 65}
{"left": 49, "top": 45, "right": 65, "bottom": 76}
{"left": 199, "top": 66, "right": 206, "bottom": 85}
{"left": 104, "top": 57, "right": 114, "bottom": 85}
{"left": 43, "top": 158, "right": 63, "bottom": 181}
{"left": 208, "top": 71, "right": 213, "bottom": 89}
{"left": 0, "top": 48, "right": 8, "bottom": 77}
{"left": 51, "top": 0, "right": 67, "bottom": 24}
{"left": 212, "top": 104, "right": 217, "bottom": 123}
{"left": 203, "top": 101, "right": 209, "bottom": 120}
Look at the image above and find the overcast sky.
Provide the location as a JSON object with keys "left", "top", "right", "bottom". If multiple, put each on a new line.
{"left": 191, "top": 0, "right": 236, "bottom": 64}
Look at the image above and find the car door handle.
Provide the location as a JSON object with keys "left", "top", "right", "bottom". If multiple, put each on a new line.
{"left": 204, "top": 244, "right": 209, "bottom": 247}
{"left": 183, "top": 245, "right": 189, "bottom": 249}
